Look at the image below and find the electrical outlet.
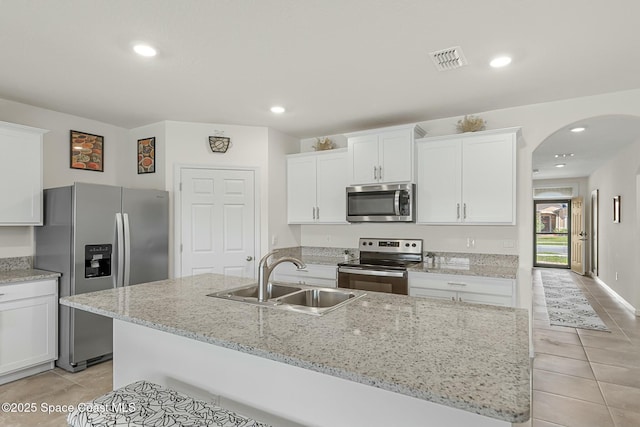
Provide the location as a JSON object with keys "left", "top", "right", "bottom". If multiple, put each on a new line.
{"left": 271, "top": 235, "right": 278, "bottom": 246}
{"left": 210, "top": 394, "right": 220, "bottom": 406}
{"left": 466, "top": 238, "right": 475, "bottom": 248}
{"left": 615, "top": 272, "right": 619, "bottom": 280}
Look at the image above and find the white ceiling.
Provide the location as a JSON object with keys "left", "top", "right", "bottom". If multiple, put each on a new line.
{"left": 1, "top": 0, "right": 639, "bottom": 139}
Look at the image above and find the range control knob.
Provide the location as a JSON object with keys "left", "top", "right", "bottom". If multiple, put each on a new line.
{"left": 405, "top": 243, "right": 410, "bottom": 247}
{"left": 412, "top": 243, "right": 417, "bottom": 247}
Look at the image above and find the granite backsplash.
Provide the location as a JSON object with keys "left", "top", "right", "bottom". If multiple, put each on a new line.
{"left": 275, "top": 247, "right": 518, "bottom": 268}
{"left": 0, "top": 256, "right": 32, "bottom": 271}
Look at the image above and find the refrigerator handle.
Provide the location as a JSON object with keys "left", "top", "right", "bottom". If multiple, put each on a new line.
{"left": 115, "top": 213, "right": 125, "bottom": 287}
{"left": 123, "top": 213, "right": 131, "bottom": 286}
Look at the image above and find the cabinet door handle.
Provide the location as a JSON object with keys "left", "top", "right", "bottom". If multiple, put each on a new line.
{"left": 463, "top": 203, "right": 467, "bottom": 219}
{"left": 316, "top": 206, "right": 320, "bottom": 220}
{"left": 373, "top": 166, "right": 377, "bottom": 180}
{"left": 246, "top": 256, "right": 253, "bottom": 261}
{"left": 447, "top": 282, "right": 467, "bottom": 287}
{"left": 456, "top": 203, "right": 460, "bottom": 219}
{"left": 451, "top": 296, "right": 456, "bottom": 301}
{"left": 312, "top": 207, "right": 316, "bottom": 220}
{"left": 379, "top": 165, "right": 383, "bottom": 180}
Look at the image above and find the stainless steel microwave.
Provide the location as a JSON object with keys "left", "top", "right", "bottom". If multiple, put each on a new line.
{"left": 346, "top": 183, "right": 415, "bottom": 222}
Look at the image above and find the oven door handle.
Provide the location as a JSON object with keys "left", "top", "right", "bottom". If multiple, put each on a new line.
{"left": 338, "top": 267, "right": 406, "bottom": 278}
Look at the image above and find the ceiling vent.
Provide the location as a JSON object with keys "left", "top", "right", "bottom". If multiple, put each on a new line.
{"left": 429, "top": 46, "right": 467, "bottom": 71}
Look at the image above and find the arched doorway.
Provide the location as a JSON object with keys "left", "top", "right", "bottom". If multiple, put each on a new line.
{"left": 532, "top": 114, "right": 640, "bottom": 276}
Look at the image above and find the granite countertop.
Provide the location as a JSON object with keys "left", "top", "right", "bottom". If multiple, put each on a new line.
{"left": 60, "top": 273, "right": 530, "bottom": 423}
{"left": 0, "top": 269, "right": 61, "bottom": 284}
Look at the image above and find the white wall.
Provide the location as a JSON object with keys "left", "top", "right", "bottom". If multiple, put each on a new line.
{"left": 302, "top": 224, "right": 519, "bottom": 254}
{"left": 163, "top": 121, "right": 303, "bottom": 276}
{"left": 163, "top": 121, "right": 270, "bottom": 277}
{"left": 0, "top": 98, "right": 129, "bottom": 258}
{"left": 267, "top": 128, "right": 301, "bottom": 250}
{"left": 588, "top": 136, "right": 640, "bottom": 310}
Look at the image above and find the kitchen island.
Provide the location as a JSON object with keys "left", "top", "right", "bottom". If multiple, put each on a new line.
{"left": 60, "top": 273, "right": 530, "bottom": 427}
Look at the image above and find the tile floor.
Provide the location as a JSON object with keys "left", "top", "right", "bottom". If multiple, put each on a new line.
{"left": 0, "top": 360, "right": 112, "bottom": 427}
{"left": 516, "top": 269, "right": 640, "bottom": 427}
{"left": 1, "top": 269, "right": 638, "bottom": 426}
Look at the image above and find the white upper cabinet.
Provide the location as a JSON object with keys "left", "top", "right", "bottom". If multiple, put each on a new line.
{"left": 287, "top": 149, "right": 348, "bottom": 224}
{"left": 416, "top": 128, "right": 519, "bottom": 225}
{"left": 346, "top": 124, "right": 425, "bottom": 185}
{"left": 0, "top": 121, "right": 48, "bottom": 226}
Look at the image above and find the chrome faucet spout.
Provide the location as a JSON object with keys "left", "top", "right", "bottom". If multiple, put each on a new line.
{"left": 257, "top": 251, "right": 306, "bottom": 302}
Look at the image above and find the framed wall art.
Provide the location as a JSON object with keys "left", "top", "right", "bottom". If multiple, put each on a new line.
{"left": 70, "top": 130, "right": 103, "bottom": 171}
{"left": 613, "top": 195, "right": 621, "bottom": 223}
{"left": 138, "top": 137, "right": 155, "bottom": 174}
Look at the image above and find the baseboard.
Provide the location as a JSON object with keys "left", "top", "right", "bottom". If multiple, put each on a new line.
{"left": 0, "top": 361, "right": 54, "bottom": 385}
{"left": 591, "top": 274, "right": 638, "bottom": 316}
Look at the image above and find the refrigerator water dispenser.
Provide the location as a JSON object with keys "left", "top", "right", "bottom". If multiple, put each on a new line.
{"left": 85, "top": 244, "right": 112, "bottom": 278}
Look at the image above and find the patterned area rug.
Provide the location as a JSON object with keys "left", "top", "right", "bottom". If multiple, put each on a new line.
{"left": 540, "top": 270, "right": 610, "bottom": 331}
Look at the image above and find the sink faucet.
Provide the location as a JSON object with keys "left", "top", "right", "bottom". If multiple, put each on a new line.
{"left": 257, "top": 250, "right": 306, "bottom": 302}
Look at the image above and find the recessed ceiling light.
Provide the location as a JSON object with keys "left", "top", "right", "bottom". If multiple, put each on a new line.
{"left": 270, "top": 106, "right": 286, "bottom": 114}
{"left": 555, "top": 163, "right": 566, "bottom": 168}
{"left": 570, "top": 126, "right": 586, "bottom": 133}
{"left": 489, "top": 56, "right": 512, "bottom": 68}
{"left": 133, "top": 44, "right": 157, "bottom": 57}
{"left": 554, "top": 153, "right": 575, "bottom": 158}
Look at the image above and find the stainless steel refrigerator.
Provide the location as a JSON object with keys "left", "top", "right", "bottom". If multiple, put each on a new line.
{"left": 35, "top": 182, "right": 169, "bottom": 372}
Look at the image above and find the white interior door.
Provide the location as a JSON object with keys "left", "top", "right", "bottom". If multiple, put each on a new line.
{"left": 180, "top": 168, "right": 256, "bottom": 278}
{"left": 571, "top": 197, "right": 585, "bottom": 275}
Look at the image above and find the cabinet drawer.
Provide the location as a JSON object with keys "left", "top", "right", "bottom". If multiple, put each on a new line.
{"left": 0, "top": 279, "right": 57, "bottom": 302}
{"left": 459, "top": 292, "right": 513, "bottom": 307}
{"left": 272, "top": 263, "right": 337, "bottom": 287}
{"left": 409, "top": 287, "right": 455, "bottom": 301}
{"left": 408, "top": 272, "right": 513, "bottom": 296}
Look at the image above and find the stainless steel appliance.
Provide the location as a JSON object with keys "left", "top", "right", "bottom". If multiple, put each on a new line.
{"left": 346, "top": 183, "right": 415, "bottom": 222}
{"left": 338, "top": 238, "right": 423, "bottom": 295}
{"left": 35, "top": 183, "right": 169, "bottom": 372}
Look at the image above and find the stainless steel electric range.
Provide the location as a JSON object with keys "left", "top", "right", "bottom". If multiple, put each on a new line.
{"left": 337, "top": 238, "right": 423, "bottom": 295}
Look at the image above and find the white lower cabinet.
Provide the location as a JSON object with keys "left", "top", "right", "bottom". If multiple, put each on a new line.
{"left": 408, "top": 271, "right": 515, "bottom": 307}
{"left": 0, "top": 279, "right": 58, "bottom": 384}
{"left": 271, "top": 263, "right": 337, "bottom": 288}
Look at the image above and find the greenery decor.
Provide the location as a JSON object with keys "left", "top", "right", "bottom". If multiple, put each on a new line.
{"left": 313, "top": 137, "right": 334, "bottom": 151}
{"left": 456, "top": 115, "right": 486, "bottom": 133}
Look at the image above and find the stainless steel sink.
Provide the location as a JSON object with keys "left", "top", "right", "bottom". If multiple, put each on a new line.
{"left": 208, "top": 282, "right": 301, "bottom": 302}
{"left": 207, "top": 282, "right": 365, "bottom": 315}
{"left": 275, "top": 288, "right": 357, "bottom": 307}
{"left": 273, "top": 288, "right": 362, "bottom": 315}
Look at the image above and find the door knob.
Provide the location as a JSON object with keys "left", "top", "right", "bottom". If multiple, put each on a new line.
{"left": 246, "top": 256, "right": 253, "bottom": 261}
